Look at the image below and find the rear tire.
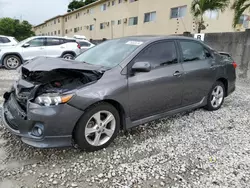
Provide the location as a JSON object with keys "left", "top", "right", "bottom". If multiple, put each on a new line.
{"left": 3, "top": 55, "right": 21, "bottom": 70}
{"left": 74, "top": 102, "right": 120, "bottom": 152}
{"left": 205, "top": 81, "right": 225, "bottom": 111}
{"left": 62, "top": 53, "right": 75, "bottom": 60}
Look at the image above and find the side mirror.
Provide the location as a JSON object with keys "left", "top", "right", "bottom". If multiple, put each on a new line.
{"left": 22, "top": 43, "right": 30, "bottom": 48}
{"left": 132, "top": 61, "right": 151, "bottom": 73}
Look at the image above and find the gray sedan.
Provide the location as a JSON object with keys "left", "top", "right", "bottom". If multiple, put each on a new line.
{"left": 2, "top": 36, "right": 236, "bottom": 151}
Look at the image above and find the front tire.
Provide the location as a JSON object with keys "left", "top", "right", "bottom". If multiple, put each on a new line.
{"left": 3, "top": 55, "right": 21, "bottom": 70}
{"left": 205, "top": 81, "right": 225, "bottom": 111}
{"left": 74, "top": 102, "right": 120, "bottom": 152}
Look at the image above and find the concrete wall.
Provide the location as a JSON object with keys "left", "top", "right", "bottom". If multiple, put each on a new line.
{"left": 203, "top": 31, "right": 249, "bottom": 78}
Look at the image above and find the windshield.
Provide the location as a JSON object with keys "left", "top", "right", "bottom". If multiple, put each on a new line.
{"left": 75, "top": 38, "right": 143, "bottom": 68}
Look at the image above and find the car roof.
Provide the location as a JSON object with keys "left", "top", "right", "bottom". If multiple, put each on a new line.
{"left": 0, "top": 35, "right": 14, "bottom": 38}
{"left": 31, "top": 36, "right": 76, "bottom": 40}
{"left": 118, "top": 35, "right": 200, "bottom": 43}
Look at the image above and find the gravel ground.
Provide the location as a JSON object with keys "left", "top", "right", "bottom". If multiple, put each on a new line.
{"left": 0, "top": 69, "right": 250, "bottom": 188}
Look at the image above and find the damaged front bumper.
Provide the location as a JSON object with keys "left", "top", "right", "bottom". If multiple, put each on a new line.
{"left": 2, "top": 92, "right": 83, "bottom": 148}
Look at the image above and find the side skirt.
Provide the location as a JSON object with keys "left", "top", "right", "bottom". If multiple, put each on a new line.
{"left": 125, "top": 97, "right": 207, "bottom": 130}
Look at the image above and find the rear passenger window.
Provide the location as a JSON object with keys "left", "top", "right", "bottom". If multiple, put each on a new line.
{"left": 180, "top": 41, "right": 210, "bottom": 62}
{"left": 134, "top": 41, "right": 177, "bottom": 68}
{"left": 79, "top": 41, "right": 91, "bottom": 47}
{"left": 0, "top": 37, "right": 11, "bottom": 43}
{"left": 46, "top": 38, "right": 63, "bottom": 46}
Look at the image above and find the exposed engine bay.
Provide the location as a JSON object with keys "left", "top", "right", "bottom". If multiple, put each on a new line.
{"left": 13, "top": 67, "right": 103, "bottom": 111}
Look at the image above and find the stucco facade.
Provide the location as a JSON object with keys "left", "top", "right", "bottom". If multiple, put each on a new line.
{"left": 33, "top": 0, "right": 249, "bottom": 40}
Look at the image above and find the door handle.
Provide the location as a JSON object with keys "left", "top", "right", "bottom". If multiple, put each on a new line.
{"left": 173, "top": 71, "right": 182, "bottom": 77}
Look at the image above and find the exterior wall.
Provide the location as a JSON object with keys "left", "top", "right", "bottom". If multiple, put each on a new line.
{"left": 34, "top": 0, "right": 250, "bottom": 40}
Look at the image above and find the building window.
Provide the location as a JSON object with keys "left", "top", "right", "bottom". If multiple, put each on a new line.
{"left": 118, "top": 0, "right": 122, "bottom": 3}
{"left": 101, "top": 4, "right": 107, "bottom": 11}
{"left": 90, "top": 24, "right": 94, "bottom": 31}
{"left": 112, "top": 0, "right": 115, "bottom": 6}
{"left": 111, "top": 20, "right": 115, "bottom": 26}
{"left": 70, "top": 28, "right": 72, "bottom": 32}
{"left": 128, "top": 17, "right": 138, "bottom": 26}
{"left": 65, "top": 17, "right": 67, "bottom": 22}
{"left": 170, "top": 6, "right": 187, "bottom": 19}
{"left": 54, "top": 20, "right": 56, "bottom": 24}
{"left": 100, "top": 23, "right": 104, "bottom": 29}
{"left": 130, "top": 0, "right": 138, "bottom": 2}
{"left": 204, "top": 10, "right": 219, "bottom": 19}
{"left": 65, "top": 29, "right": 68, "bottom": 34}
{"left": 89, "top": 9, "right": 93, "bottom": 14}
{"left": 54, "top": 31, "right": 57, "bottom": 35}
{"left": 80, "top": 26, "right": 82, "bottom": 30}
{"left": 51, "top": 32, "right": 53, "bottom": 36}
{"left": 58, "top": 19, "right": 60, "bottom": 23}
{"left": 58, "top": 30, "right": 60, "bottom": 35}
{"left": 74, "top": 28, "right": 79, "bottom": 33}
{"left": 238, "top": 14, "right": 249, "bottom": 28}
{"left": 118, "top": 19, "right": 121, "bottom": 25}
{"left": 144, "top": 11, "right": 156, "bottom": 22}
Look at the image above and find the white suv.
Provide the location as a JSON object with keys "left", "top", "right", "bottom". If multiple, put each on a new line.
{"left": 0, "top": 35, "right": 18, "bottom": 48}
{"left": 0, "top": 36, "right": 81, "bottom": 69}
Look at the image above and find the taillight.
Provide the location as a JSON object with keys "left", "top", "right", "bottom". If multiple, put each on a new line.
{"left": 232, "top": 61, "right": 237, "bottom": 69}
{"left": 77, "top": 43, "right": 81, "bottom": 49}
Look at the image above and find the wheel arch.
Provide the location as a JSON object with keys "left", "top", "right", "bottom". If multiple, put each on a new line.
{"left": 1, "top": 52, "right": 24, "bottom": 65}
{"left": 61, "top": 51, "right": 76, "bottom": 58}
{"left": 216, "top": 77, "right": 228, "bottom": 96}
{"left": 72, "top": 99, "right": 127, "bottom": 142}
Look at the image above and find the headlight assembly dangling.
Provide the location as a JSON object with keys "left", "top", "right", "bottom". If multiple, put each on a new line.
{"left": 35, "top": 94, "right": 73, "bottom": 106}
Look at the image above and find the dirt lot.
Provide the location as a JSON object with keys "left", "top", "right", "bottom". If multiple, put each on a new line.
{"left": 0, "top": 69, "right": 250, "bottom": 188}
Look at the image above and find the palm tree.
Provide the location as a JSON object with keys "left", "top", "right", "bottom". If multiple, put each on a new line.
{"left": 231, "top": 0, "right": 250, "bottom": 28}
{"left": 191, "top": 0, "right": 230, "bottom": 33}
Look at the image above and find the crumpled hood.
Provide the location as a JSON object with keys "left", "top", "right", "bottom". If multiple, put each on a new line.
{"left": 22, "top": 57, "right": 104, "bottom": 72}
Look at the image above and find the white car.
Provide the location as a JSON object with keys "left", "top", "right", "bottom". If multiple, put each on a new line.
{"left": 0, "top": 36, "right": 81, "bottom": 69}
{"left": 0, "top": 35, "right": 18, "bottom": 48}
{"left": 78, "top": 40, "right": 95, "bottom": 53}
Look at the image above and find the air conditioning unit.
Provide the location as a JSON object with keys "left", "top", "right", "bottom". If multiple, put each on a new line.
{"left": 123, "top": 18, "right": 127, "bottom": 23}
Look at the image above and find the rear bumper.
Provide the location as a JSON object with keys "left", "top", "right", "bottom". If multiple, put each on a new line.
{"left": 2, "top": 92, "right": 83, "bottom": 148}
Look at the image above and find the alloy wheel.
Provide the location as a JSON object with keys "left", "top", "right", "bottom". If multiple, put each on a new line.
{"left": 211, "top": 85, "right": 224, "bottom": 108}
{"left": 63, "top": 54, "right": 74, "bottom": 60}
{"left": 85, "top": 110, "right": 116, "bottom": 146}
{"left": 6, "top": 57, "right": 20, "bottom": 69}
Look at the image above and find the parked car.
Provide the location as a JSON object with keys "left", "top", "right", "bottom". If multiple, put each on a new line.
{"left": 77, "top": 40, "right": 95, "bottom": 53}
{"left": 2, "top": 36, "right": 236, "bottom": 151}
{"left": 0, "top": 36, "right": 81, "bottom": 69}
{"left": 0, "top": 35, "right": 18, "bottom": 48}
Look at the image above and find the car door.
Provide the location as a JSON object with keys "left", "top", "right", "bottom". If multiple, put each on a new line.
{"left": 128, "top": 40, "right": 184, "bottom": 121}
{"left": 21, "top": 37, "right": 46, "bottom": 60}
{"left": 45, "top": 38, "right": 65, "bottom": 57}
{"left": 178, "top": 40, "right": 217, "bottom": 106}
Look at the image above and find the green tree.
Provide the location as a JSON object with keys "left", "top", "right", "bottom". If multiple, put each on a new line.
{"left": 0, "top": 17, "right": 35, "bottom": 41}
{"left": 191, "top": 0, "right": 230, "bottom": 33}
{"left": 67, "top": 0, "right": 97, "bottom": 12}
{"left": 231, "top": 0, "right": 250, "bottom": 28}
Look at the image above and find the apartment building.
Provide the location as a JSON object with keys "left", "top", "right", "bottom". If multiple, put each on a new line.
{"left": 33, "top": 0, "right": 249, "bottom": 40}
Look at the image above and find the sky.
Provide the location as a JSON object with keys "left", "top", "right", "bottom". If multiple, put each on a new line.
{"left": 0, "top": 0, "right": 71, "bottom": 25}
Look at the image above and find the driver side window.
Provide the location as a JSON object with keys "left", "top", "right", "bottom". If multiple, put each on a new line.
{"left": 133, "top": 41, "right": 178, "bottom": 69}
{"left": 28, "top": 38, "right": 45, "bottom": 47}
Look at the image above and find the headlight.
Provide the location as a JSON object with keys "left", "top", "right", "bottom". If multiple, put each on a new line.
{"left": 35, "top": 94, "right": 73, "bottom": 106}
